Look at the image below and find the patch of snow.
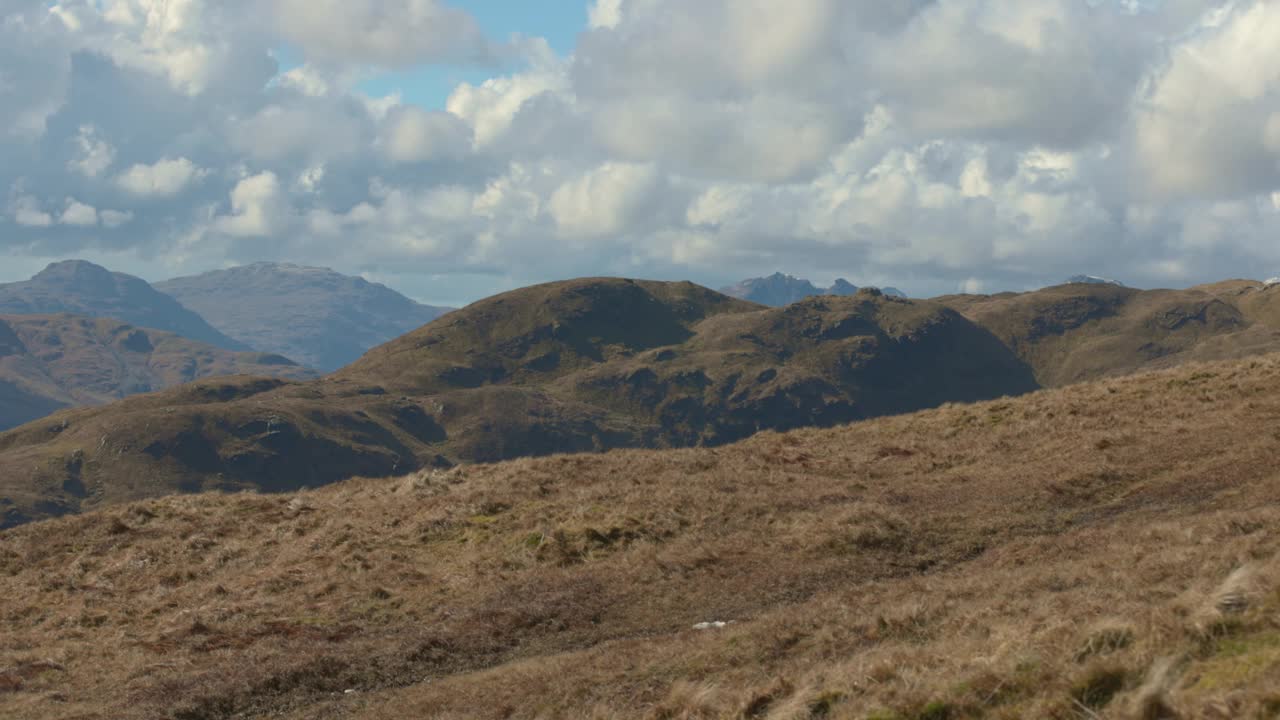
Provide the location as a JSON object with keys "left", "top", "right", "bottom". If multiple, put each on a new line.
{"left": 693, "top": 620, "right": 731, "bottom": 630}
{"left": 1066, "top": 274, "right": 1125, "bottom": 287}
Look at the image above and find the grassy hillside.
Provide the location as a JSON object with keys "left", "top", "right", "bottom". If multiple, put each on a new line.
{"left": 0, "top": 314, "right": 317, "bottom": 431}
{"left": 3, "top": 354, "right": 1280, "bottom": 718}
{"left": 937, "top": 280, "right": 1280, "bottom": 385}
{"left": 0, "top": 280, "right": 1036, "bottom": 527}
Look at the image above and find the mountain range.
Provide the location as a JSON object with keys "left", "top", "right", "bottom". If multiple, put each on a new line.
{"left": 0, "top": 261, "right": 457, "bottom": 430}
{"left": 0, "top": 280, "right": 1035, "bottom": 527}
{"left": 0, "top": 261, "right": 247, "bottom": 351}
{"left": 156, "top": 263, "right": 453, "bottom": 372}
{"left": 720, "top": 272, "right": 906, "bottom": 306}
{"left": 6, "top": 272, "right": 1280, "bottom": 530}
{"left": 0, "top": 314, "right": 316, "bottom": 431}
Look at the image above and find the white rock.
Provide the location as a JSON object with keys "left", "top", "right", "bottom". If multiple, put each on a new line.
{"left": 693, "top": 621, "right": 730, "bottom": 630}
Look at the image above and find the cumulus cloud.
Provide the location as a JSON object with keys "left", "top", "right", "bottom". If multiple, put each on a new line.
{"left": 216, "top": 171, "right": 286, "bottom": 237}
{"left": 1135, "top": 1, "right": 1280, "bottom": 199}
{"left": 381, "top": 107, "right": 473, "bottom": 164}
{"left": 3, "top": 0, "right": 1280, "bottom": 302}
{"left": 60, "top": 198, "right": 99, "bottom": 226}
{"left": 550, "top": 162, "right": 663, "bottom": 238}
{"left": 271, "top": 0, "right": 496, "bottom": 67}
{"left": 10, "top": 195, "right": 53, "bottom": 228}
{"left": 116, "top": 157, "right": 205, "bottom": 197}
{"left": 101, "top": 209, "right": 134, "bottom": 228}
{"left": 68, "top": 125, "right": 116, "bottom": 177}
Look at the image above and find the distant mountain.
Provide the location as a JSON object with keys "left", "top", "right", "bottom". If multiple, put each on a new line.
{"left": 0, "top": 313, "right": 316, "bottom": 431}
{"left": 1065, "top": 274, "right": 1125, "bottom": 287}
{"left": 156, "top": 263, "right": 454, "bottom": 372}
{"left": 720, "top": 273, "right": 905, "bottom": 306}
{"left": 0, "top": 261, "right": 249, "bottom": 350}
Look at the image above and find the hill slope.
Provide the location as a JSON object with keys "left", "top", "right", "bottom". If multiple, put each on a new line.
{"left": 0, "top": 279, "right": 1036, "bottom": 527}
{"left": 3, "top": 355, "right": 1280, "bottom": 719}
{"left": 0, "top": 314, "right": 317, "bottom": 431}
{"left": 937, "top": 280, "right": 1280, "bottom": 386}
{"left": 0, "top": 261, "right": 249, "bottom": 351}
{"left": 156, "top": 263, "right": 453, "bottom": 371}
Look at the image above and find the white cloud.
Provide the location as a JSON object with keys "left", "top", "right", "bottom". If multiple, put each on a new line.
{"left": 216, "top": 171, "right": 284, "bottom": 237}
{"left": 3, "top": 0, "right": 1280, "bottom": 301}
{"left": 1135, "top": 1, "right": 1280, "bottom": 199}
{"left": 271, "top": 0, "right": 495, "bottom": 67}
{"left": 229, "top": 102, "right": 367, "bottom": 163}
{"left": 60, "top": 198, "right": 99, "bottom": 226}
{"left": 588, "top": 0, "right": 623, "bottom": 29}
{"left": 68, "top": 125, "right": 116, "bottom": 178}
{"left": 446, "top": 59, "right": 569, "bottom": 149}
{"left": 381, "top": 107, "right": 472, "bottom": 164}
{"left": 11, "top": 195, "right": 53, "bottom": 228}
{"left": 276, "top": 64, "right": 331, "bottom": 97}
{"left": 550, "top": 162, "right": 662, "bottom": 238}
{"left": 101, "top": 209, "right": 134, "bottom": 228}
{"left": 116, "top": 157, "right": 205, "bottom": 197}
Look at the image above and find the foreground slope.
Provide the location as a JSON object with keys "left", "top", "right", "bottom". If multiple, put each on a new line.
{"left": 0, "top": 261, "right": 249, "bottom": 351}
{"left": 3, "top": 355, "right": 1280, "bottom": 718}
{"left": 938, "top": 279, "right": 1280, "bottom": 386}
{"left": 0, "top": 314, "right": 317, "bottom": 431}
{"left": 156, "top": 263, "right": 453, "bottom": 371}
{"left": 0, "top": 279, "right": 1035, "bottom": 527}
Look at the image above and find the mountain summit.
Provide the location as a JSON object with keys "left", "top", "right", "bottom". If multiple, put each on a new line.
{"left": 1065, "top": 274, "right": 1126, "bottom": 287}
{"left": 156, "top": 263, "right": 453, "bottom": 372}
{"left": 721, "top": 273, "right": 905, "bottom": 306}
{"left": 0, "top": 261, "right": 248, "bottom": 350}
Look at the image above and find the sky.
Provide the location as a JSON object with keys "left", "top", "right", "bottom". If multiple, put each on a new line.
{"left": 1, "top": 0, "right": 1280, "bottom": 306}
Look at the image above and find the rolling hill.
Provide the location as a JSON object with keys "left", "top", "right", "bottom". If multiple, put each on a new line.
{"left": 937, "top": 279, "right": 1280, "bottom": 386}
{"left": 2, "top": 354, "right": 1279, "bottom": 718}
{"left": 0, "top": 261, "right": 249, "bottom": 351}
{"left": 0, "top": 279, "right": 1036, "bottom": 528}
{"left": 0, "top": 314, "right": 317, "bottom": 431}
{"left": 156, "top": 263, "right": 454, "bottom": 372}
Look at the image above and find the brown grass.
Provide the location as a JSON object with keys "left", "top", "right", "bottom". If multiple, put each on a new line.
{"left": 5, "top": 353, "right": 1280, "bottom": 718}
{"left": 0, "top": 313, "right": 315, "bottom": 431}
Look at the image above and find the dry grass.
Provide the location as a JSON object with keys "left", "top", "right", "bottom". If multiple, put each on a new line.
{"left": 937, "top": 280, "right": 1280, "bottom": 387}
{"left": 5, "top": 354, "right": 1280, "bottom": 718}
